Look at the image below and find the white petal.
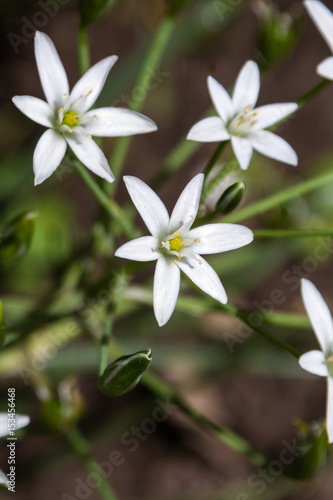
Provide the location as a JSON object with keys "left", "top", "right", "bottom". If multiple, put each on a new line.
{"left": 178, "top": 253, "right": 227, "bottom": 304}
{"left": 82, "top": 107, "right": 157, "bottom": 137}
{"left": 326, "top": 376, "right": 333, "bottom": 443}
{"left": 187, "top": 116, "right": 230, "bottom": 142}
{"left": 65, "top": 132, "right": 114, "bottom": 183}
{"left": 232, "top": 61, "right": 260, "bottom": 114}
{"left": 123, "top": 176, "right": 169, "bottom": 237}
{"left": 301, "top": 279, "right": 333, "bottom": 354}
{"left": 299, "top": 350, "right": 329, "bottom": 376}
{"left": 188, "top": 223, "right": 253, "bottom": 254}
{"left": 169, "top": 174, "right": 204, "bottom": 233}
{"left": 33, "top": 129, "right": 67, "bottom": 185}
{"left": 69, "top": 56, "right": 118, "bottom": 113}
{"left": 34, "top": 31, "right": 69, "bottom": 109}
{"left": 250, "top": 130, "right": 298, "bottom": 166}
{"left": 153, "top": 257, "right": 181, "bottom": 326}
{"left": 304, "top": 1, "right": 333, "bottom": 53}
{"left": 0, "top": 413, "right": 30, "bottom": 438}
{"left": 317, "top": 56, "right": 333, "bottom": 80}
{"left": 12, "top": 95, "right": 53, "bottom": 127}
{"left": 251, "top": 103, "right": 298, "bottom": 131}
{"left": 115, "top": 236, "right": 160, "bottom": 262}
{"left": 207, "top": 76, "right": 234, "bottom": 122}
{"left": 231, "top": 135, "right": 253, "bottom": 170}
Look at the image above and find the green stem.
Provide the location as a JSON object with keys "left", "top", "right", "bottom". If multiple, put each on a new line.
{"left": 141, "top": 371, "right": 267, "bottom": 466}
{"left": 222, "top": 168, "right": 333, "bottom": 224}
{"left": 221, "top": 303, "right": 302, "bottom": 359}
{"left": 78, "top": 24, "right": 90, "bottom": 75}
{"left": 73, "top": 158, "right": 138, "bottom": 239}
{"left": 65, "top": 427, "right": 119, "bottom": 500}
{"left": 108, "top": 15, "right": 175, "bottom": 193}
{"left": 204, "top": 141, "right": 228, "bottom": 179}
{"left": 98, "top": 307, "right": 115, "bottom": 379}
{"left": 254, "top": 229, "right": 333, "bottom": 238}
{"left": 297, "top": 79, "right": 331, "bottom": 108}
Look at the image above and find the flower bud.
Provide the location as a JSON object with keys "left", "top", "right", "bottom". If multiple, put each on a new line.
{"left": 79, "top": 0, "right": 118, "bottom": 26}
{"left": 253, "top": 0, "right": 302, "bottom": 70}
{"left": 216, "top": 182, "right": 245, "bottom": 215}
{"left": 0, "top": 211, "right": 38, "bottom": 271}
{"left": 99, "top": 350, "right": 152, "bottom": 398}
{"left": 284, "top": 420, "right": 329, "bottom": 480}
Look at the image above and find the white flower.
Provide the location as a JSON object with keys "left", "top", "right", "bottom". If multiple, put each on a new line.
{"left": 12, "top": 31, "right": 157, "bottom": 186}
{"left": 304, "top": 1, "right": 333, "bottom": 80}
{"left": 187, "top": 60, "right": 298, "bottom": 170}
{"left": 115, "top": 174, "right": 253, "bottom": 326}
{"left": 0, "top": 413, "right": 30, "bottom": 438}
{"left": 299, "top": 278, "right": 333, "bottom": 443}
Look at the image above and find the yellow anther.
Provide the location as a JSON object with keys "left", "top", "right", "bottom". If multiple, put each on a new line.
{"left": 237, "top": 134, "right": 241, "bottom": 138}
{"left": 198, "top": 259, "right": 202, "bottom": 265}
{"left": 94, "top": 115, "right": 99, "bottom": 120}
{"left": 178, "top": 254, "right": 184, "bottom": 260}
{"left": 64, "top": 93, "right": 70, "bottom": 98}
{"left": 87, "top": 134, "right": 92, "bottom": 138}
{"left": 58, "top": 107, "right": 63, "bottom": 114}
{"left": 169, "top": 236, "right": 183, "bottom": 252}
{"left": 62, "top": 110, "right": 79, "bottom": 128}
{"left": 244, "top": 105, "right": 253, "bottom": 114}
{"left": 86, "top": 89, "right": 93, "bottom": 96}
{"left": 174, "top": 232, "right": 180, "bottom": 236}
{"left": 67, "top": 127, "right": 73, "bottom": 133}
{"left": 194, "top": 238, "right": 200, "bottom": 243}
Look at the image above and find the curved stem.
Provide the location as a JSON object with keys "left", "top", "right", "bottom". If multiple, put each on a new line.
{"left": 65, "top": 426, "right": 119, "bottom": 500}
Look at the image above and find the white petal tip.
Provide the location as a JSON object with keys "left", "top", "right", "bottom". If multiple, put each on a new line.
{"left": 34, "top": 177, "right": 43, "bottom": 186}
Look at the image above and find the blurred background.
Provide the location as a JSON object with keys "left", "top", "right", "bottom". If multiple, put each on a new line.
{"left": 1, "top": 0, "right": 333, "bottom": 498}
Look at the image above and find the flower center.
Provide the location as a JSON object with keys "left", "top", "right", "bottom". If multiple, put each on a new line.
{"left": 62, "top": 111, "right": 79, "bottom": 128}
{"left": 228, "top": 105, "right": 258, "bottom": 137}
{"left": 169, "top": 236, "right": 183, "bottom": 252}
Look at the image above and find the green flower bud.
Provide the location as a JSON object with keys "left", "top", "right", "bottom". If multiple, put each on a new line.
{"left": 99, "top": 350, "right": 152, "bottom": 398}
{"left": 253, "top": 0, "right": 302, "bottom": 70}
{"left": 284, "top": 420, "right": 329, "bottom": 480}
{"left": 79, "top": 0, "right": 118, "bottom": 26}
{"left": 216, "top": 182, "right": 246, "bottom": 215}
{"left": 0, "top": 211, "right": 38, "bottom": 271}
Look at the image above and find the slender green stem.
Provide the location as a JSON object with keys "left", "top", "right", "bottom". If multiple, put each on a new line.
{"left": 65, "top": 427, "right": 119, "bottom": 500}
{"left": 204, "top": 141, "right": 228, "bottom": 179}
{"left": 108, "top": 15, "right": 175, "bottom": 193}
{"left": 141, "top": 371, "right": 267, "bottom": 466}
{"left": 98, "top": 307, "right": 115, "bottom": 378}
{"left": 73, "top": 158, "right": 138, "bottom": 239}
{"left": 222, "top": 168, "right": 333, "bottom": 224}
{"left": 254, "top": 229, "right": 333, "bottom": 239}
{"left": 221, "top": 303, "right": 302, "bottom": 359}
{"left": 78, "top": 24, "right": 90, "bottom": 75}
{"left": 297, "top": 79, "right": 331, "bottom": 108}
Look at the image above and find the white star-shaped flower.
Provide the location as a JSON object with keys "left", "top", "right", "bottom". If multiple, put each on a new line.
{"left": 0, "top": 413, "right": 30, "bottom": 438}
{"left": 115, "top": 173, "right": 253, "bottom": 326}
{"left": 12, "top": 31, "right": 157, "bottom": 185}
{"left": 187, "top": 60, "right": 298, "bottom": 170}
{"left": 299, "top": 278, "right": 333, "bottom": 443}
{"left": 304, "top": 1, "right": 333, "bottom": 80}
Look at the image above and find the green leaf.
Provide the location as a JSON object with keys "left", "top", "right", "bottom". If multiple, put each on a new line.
{"left": 216, "top": 182, "right": 246, "bottom": 215}
{"left": 284, "top": 420, "right": 329, "bottom": 480}
{"left": 0, "top": 211, "right": 38, "bottom": 271}
{"left": 79, "top": 0, "right": 118, "bottom": 26}
{"left": 99, "top": 350, "right": 152, "bottom": 398}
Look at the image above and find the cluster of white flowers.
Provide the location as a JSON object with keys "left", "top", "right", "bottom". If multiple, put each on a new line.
{"left": 11, "top": 1, "right": 333, "bottom": 443}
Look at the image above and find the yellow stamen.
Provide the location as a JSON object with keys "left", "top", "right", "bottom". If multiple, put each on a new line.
{"left": 194, "top": 239, "right": 200, "bottom": 243}
{"left": 86, "top": 89, "right": 93, "bottom": 96}
{"left": 62, "top": 110, "right": 79, "bottom": 128}
{"left": 87, "top": 134, "right": 92, "bottom": 138}
{"left": 169, "top": 236, "right": 183, "bottom": 252}
{"left": 58, "top": 107, "right": 63, "bottom": 114}
{"left": 94, "top": 115, "right": 99, "bottom": 120}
